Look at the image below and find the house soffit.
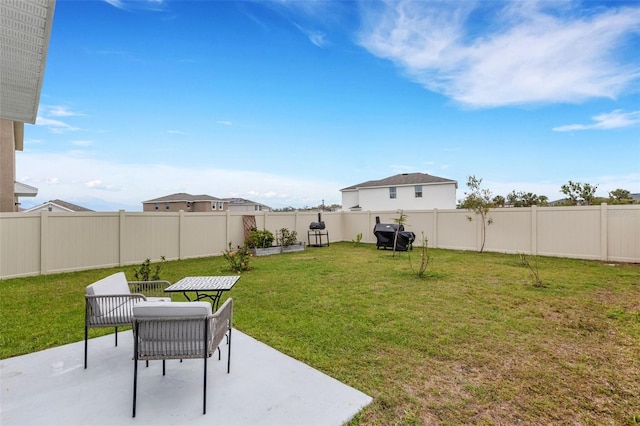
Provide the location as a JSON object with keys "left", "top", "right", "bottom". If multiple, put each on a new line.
{"left": 0, "top": 0, "right": 56, "bottom": 124}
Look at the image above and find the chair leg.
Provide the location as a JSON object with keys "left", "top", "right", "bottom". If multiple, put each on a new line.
{"left": 84, "top": 325, "right": 88, "bottom": 369}
{"left": 227, "top": 328, "right": 232, "bottom": 374}
{"left": 114, "top": 326, "right": 118, "bottom": 346}
{"left": 133, "top": 360, "right": 138, "bottom": 417}
{"left": 203, "top": 355, "right": 207, "bottom": 415}
{"left": 162, "top": 360, "right": 165, "bottom": 376}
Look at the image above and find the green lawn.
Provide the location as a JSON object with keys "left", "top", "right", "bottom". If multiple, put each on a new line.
{"left": 1, "top": 243, "right": 639, "bottom": 424}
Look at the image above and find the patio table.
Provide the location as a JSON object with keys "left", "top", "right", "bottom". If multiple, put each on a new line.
{"left": 164, "top": 276, "right": 240, "bottom": 310}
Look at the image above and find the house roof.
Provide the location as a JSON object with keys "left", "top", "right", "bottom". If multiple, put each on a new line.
{"left": 25, "top": 199, "right": 94, "bottom": 212}
{"left": 142, "top": 193, "right": 223, "bottom": 204}
{"left": 341, "top": 173, "right": 457, "bottom": 191}
{"left": 15, "top": 181, "right": 38, "bottom": 197}
{"left": 223, "top": 197, "right": 271, "bottom": 209}
{"left": 0, "top": 0, "right": 56, "bottom": 124}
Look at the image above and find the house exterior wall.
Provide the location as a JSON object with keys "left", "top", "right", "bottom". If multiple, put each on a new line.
{"left": 350, "top": 183, "right": 456, "bottom": 211}
{"left": 0, "top": 120, "right": 17, "bottom": 212}
{"left": 2, "top": 205, "right": 639, "bottom": 279}
{"left": 341, "top": 190, "right": 359, "bottom": 210}
{"left": 227, "top": 205, "right": 268, "bottom": 213}
{"left": 143, "top": 201, "right": 226, "bottom": 212}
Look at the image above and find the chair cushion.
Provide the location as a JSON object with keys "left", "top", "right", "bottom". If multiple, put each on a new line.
{"left": 133, "top": 301, "right": 212, "bottom": 318}
{"left": 86, "top": 272, "right": 131, "bottom": 296}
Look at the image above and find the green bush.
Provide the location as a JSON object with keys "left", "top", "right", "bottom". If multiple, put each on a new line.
{"left": 132, "top": 256, "right": 165, "bottom": 281}
{"left": 245, "top": 228, "right": 275, "bottom": 248}
{"left": 277, "top": 228, "right": 298, "bottom": 247}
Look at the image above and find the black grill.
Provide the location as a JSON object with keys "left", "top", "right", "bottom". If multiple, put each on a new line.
{"left": 373, "top": 216, "right": 415, "bottom": 251}
{"left": 309, "top": 212, "right": 325, "bottom": 230}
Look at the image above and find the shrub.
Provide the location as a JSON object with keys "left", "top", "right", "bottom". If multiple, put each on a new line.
{"left": 245, "top": 228, "right": 275, "bottom": 248}
{"left": 222, "top": 243, "right": 252, "bottom": 272}
{"left": 133, "top": 256, "right": 165, "bottom": 281}
{"left": 277, "top": 228, "right": 298, "bottom": 247}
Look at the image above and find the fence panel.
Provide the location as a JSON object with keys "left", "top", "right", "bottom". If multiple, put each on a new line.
{"left": 121, "top": 213, "right": 180, "bottom": 265}
{"left": 536, "top": 206, "right": 602, "bottom": 260}
{"left": 44, "top": 212, "right": 121, "bottom": 273}
{"left": 1, "top": 205, "right": 638, "bottom": 279}
{"left": 607, "top": 205, "right": 640, "bottom": 262}
{"left": 0, "top": 213, "right": 41, "bottom": 278}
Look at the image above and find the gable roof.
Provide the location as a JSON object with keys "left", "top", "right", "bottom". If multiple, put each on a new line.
{"left": 15, "top": 181, "right": 38, "bottom": 197}
{"left": 223, "top": 197, "right": 271, "bottom": 209}
{"left": 341, "top": 173, "right": 457, "bottom": 191}
{"left": 25, "top": 199, "right": 94, "bottom": 212}
{"left": 142, "top": 193, "right": 223, "bottom": 204}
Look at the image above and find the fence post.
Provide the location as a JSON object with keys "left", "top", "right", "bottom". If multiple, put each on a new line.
{"left": 531, "top": 206, "right": 537, "bottom": 256}
{"left": 600, "top": 203, "right": 608, "bottom": 262}
{"left": 39, "top": 210, "right": 48, "bottom": 275}
{"left": 119, "top": 210, "right": 126, "bottom": 266}
{"left": 179, "top": 210, "right": 185, "bottom": 260}
{"left": 433, "top": 208, "right": 438, "bottom": 248}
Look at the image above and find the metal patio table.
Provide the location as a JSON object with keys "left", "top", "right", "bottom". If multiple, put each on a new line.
{"left": 164, "top": 276, "right": 240, "bottom": 310}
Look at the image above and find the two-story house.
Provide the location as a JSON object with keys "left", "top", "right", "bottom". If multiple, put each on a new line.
{"left": 142, "top": 193, "right": 271, "bottom": 213}
{"left": 341, "top": 173, "right": 457, "bottom": 211}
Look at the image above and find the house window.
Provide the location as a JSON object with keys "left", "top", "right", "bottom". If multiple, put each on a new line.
{"left": 254, "top": 205, "right": 262, "bottom": 211}
{"left": 165, "top": 202, "right": 170, "bottom": 210}
{"left": 211, "top": 201, "right": 216, "bottom": 210}
{"left": 154, "top": 203, "right": 158, "bottom": 210}
{"left": 415, "top": 185, "right": 423, "bottom": 198}
{"left": 218, "top": 202, "right": 224, "bottom": 210}
{"left": 389, "top": 187, "right": 397, "bottom": 199}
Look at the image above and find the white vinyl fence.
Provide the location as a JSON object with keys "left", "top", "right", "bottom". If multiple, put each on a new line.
{"left": 1, "top": 205, "right": 638, "bottom": 279}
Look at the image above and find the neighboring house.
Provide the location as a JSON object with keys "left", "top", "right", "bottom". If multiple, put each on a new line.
{"left": 14, "top": 181, "right": 38, "bottom": 210}
{"left": 142, "top": 193, "right": 227, "bottom": 212}
{"left": 341, "top": 172, "right": 458, "bottom": 211}
{"left": 223, "top": 198, "right": 271, "bottom": 213}
{"left": 24, "top": 199, "right": 94, "bottom": 213}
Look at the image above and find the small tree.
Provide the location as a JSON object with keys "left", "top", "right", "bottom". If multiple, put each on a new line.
{"left": 459, "top": 176, "right": 494, "bottom": 253}
{"left": 493, "top": 195, "right": 506, "bottom": 208}
{"left": 560, "top": 181, "right": 598, "bottom": 206}
{"left": 133, "top": 256, "right": 165, "bottom": 281}
{"left": 409, "top": 232, "right": 432, "bottom": 278}
{"left": 609, "top": 188, "right": 633, "bottom": 204}
{"left": 506, "top": 190, "right": 549, "bottom": 207}
{"left": 392, "top": 210, "right": 408, "bottom": 257}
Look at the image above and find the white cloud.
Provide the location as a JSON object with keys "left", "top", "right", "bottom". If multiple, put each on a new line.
{"left": 358, "top": 1, "right": 640, "bottom": 108}
{"left": 167, "top": 130, "right": 185, "bottom": 134}
{"left": 35, "top": 117, "right": 80, "bottom": 134}
{"left": 16, "top": 152, "right": 343, "bottom": 211}
{"left": 104, "top": 0, "right": 166, "bottom": 12}
{"left": 216, "top": 121, "right": 233, "bottom": 126}
{"left": 72, "top": 140, "right": 94, "bottom": 147}
{"left": 295, "top": 23, "right": 327, "bottom": 47}
{"left": 553, "top": 109, "right": 640, "bottom": 131}
{"left": 45, "top": 105, "right": 84, "bottom": 117}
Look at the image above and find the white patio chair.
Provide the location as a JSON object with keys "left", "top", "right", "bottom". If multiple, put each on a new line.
{"left": 131, "top": 298, "right": 233, "bottom": 417}
{"left": 84, "top": 272, "right": 171, "bottom": 368}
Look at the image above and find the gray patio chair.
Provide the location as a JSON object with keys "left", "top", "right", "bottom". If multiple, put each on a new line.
{"left": 84, "top": 272, "right": 171, "bottom": 368}
{"left": 131, "top": 298, "right": 233, "bottom": 417}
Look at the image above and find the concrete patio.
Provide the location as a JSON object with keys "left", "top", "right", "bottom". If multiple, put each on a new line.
{"left": 1, "top": 329, "right": 372, "bottom": 426}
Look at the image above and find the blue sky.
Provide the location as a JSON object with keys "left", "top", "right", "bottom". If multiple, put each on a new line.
{"left": 18, "top": 0, "right": 640, "bottom": 211}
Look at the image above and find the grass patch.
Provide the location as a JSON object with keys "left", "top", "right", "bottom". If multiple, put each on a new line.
{"left": 1, "top": 243, "right": 639, "bottom": 424}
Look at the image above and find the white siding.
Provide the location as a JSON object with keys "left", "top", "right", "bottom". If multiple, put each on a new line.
{"left": 347, "top": 183, "right": 456, "bottom": 211}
